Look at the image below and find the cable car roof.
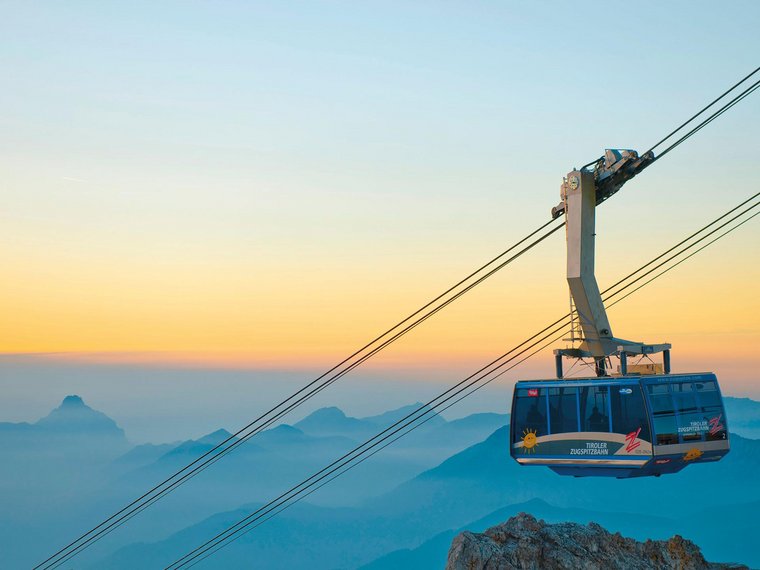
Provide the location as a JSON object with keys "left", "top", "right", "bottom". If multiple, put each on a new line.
{"left": 515, "top": 372, "right": 717, "bottom": 389}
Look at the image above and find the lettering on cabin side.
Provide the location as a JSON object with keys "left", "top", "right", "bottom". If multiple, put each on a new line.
{"left": 569, "top": 442, "right": 609, "bottom": 455}
{"left": 678, "top": 420, "right": 709, "bottom": 434}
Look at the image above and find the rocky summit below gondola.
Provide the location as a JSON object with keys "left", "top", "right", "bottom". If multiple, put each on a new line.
{"left": 445, "top": 513, "right": 747, "bottom": 570}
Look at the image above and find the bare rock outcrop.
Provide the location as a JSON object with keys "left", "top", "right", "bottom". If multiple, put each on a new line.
{"left": 445, "top": 513, "right": 747, "bottom": 570}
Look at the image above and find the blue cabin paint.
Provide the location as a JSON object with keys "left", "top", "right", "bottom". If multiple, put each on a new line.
{"left": 509, "top": 372, "right": 729, "bottom": 478}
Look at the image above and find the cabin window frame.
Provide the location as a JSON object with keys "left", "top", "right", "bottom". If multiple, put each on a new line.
{"left": 643, "top": 375, "right": 728, "bottom": 446}
{"left": 511, "top": 387, "right": 549, "bottom": 444}
{"left": 693, "top": 380, "right": 728, "bottom": 441}
{"left": 645, "top": 382, "right": 679, "bottom": 445}
{"left": 579, "top": 384, "right": 612, "bottom": 433}
{"left": 547, "top": 386, "right": 580, "bottom": 435}
{"left": 673, "top": 382, "right": 705, "bottom": 443}
{"left": 610, "top": 384, "right": 652, "bottom": 443}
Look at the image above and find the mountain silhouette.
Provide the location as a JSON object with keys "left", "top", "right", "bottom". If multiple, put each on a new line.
{"left": 94, "top": 426, "right": 760, "bottom": 569}
{"left": 35, "top": 395, "right": 126, "bottom": 438}
{"left": 4, "top": 396, "right": 758, "bottom": 569}
{"left": 0, "top": 395, "right": 128, "bottom": 459}
{"left": 363, "top": 402, "right": 446, "bottom": 429}
{"left": 295, "top": 407, "right": 367, "bottom": 438}
{"left": 723, "top": 396, "right": 760, "bottom": 438}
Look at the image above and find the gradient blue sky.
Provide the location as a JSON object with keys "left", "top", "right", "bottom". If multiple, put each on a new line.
{"left": 1, "top": 2, "right": 758, "bottom": 441}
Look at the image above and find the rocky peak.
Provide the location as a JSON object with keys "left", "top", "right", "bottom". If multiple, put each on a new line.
{"left": 60, "top": 394, "right": 86, "bottom": 408}
{"left": 35, "top": 395, "right": 126, "bottom": 439}
{"left": 305, "top": 407, "right": 347, "bottom": 421}
{"left": 363, "top": 402, "right": 444, "bottom": 427}
{"left": 294, "top": 406, "right": 365, "bottom": 436}
{"left": 197, "top": 428, "right": 234, "bottom": 446}
{"left": 446, "top": 513, "right": 747, "bottom": 570}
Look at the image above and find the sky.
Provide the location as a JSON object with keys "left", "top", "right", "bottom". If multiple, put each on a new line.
{"left": 1, "top": 1, "right": 759, "bottom": 437}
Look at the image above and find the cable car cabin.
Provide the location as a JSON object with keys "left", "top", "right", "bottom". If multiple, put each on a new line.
{"left": 509, "top": 373, "right": 729, "bottom": 478}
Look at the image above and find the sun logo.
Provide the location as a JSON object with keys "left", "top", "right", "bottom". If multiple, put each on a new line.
{"left": 521, "top": 428, "right": 539, "bottom": 453}
{"left": 683, "top": 448, "right": 703, "bottom": 462}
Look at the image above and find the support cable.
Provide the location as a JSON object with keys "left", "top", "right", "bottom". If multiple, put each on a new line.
{"left": 646, "top": 66, "right": 760, "bottom": 154}
{"left": 184, "top": 330, "right": 567, "bottom": 570}
{"left": 607, "top": 210, "right": 760, "bottom": 309}
{"left": 35, "top": 219, "right": 563, "bottom": 570}
{"left": 654, "top": 78, "right": 760, "bottom": 160}
{"left": 46, "top": 195, "right": 759, "bottom": 570}
{"left": 43, "top": 190, "right": 759, "bottom": 570}
{"left": 166, "top": 196, "right": 759, "bottom": 569}
{"left": 36, "top": 65, "right": 760, "bottom": 569}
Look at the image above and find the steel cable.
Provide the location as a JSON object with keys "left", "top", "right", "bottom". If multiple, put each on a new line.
{"left": 654, "top": 78, "right": 760, "bottom": 160}
{"left": 36, "top": 219, "right": 564, "bottom": 570}
{"left": 166, "top": 195, "right": 759, "bottom": 569}
{"left": 646, "top": 66, "right": 760, "bottom": 154}
{"left": 36, "top": 65, "right": 760, "bottom": 569}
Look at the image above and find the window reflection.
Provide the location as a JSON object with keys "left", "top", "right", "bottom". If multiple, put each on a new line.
{"left": 611, "top": 386, "right": 651, "bottom": 442}
{"left": 548, "top": 387, "right": 578, "bottom": 434}
{"left": 512, "top": 388, "right": 546, "bottom": 443}
{"left": 647, "top": 380, "right": 727, "bottom": 445}
{"left": 580, "top": 386, "right": 609, "bottom": 432}
{"left": 648, "top": 384, "right": 678, "bottom": 445}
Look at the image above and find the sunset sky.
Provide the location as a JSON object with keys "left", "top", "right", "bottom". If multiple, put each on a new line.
{"left": 1, "top": 2, "right": 758, "bottom": 431}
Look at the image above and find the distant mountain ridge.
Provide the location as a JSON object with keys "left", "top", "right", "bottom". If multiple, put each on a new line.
{"left": 3, "top": 394, "right": 758, "bottom": 569}
{"left": 0, "top": 394, "right": 128, "bottom": 459}
{"left": 0, "top": 395, "right": 125, "bottom": 437}
{"left": 294, "top": 406, "right": 367, "bottom": 437}
{"left": 724, "top": 396, "right": 760, "bottom": 438}
{"left": 293, "top": 402, "right": 449, "bottom": 440}
{"left": 362, "top": 402, "right": 446, "bottom": 428}
{"left": 95, "top": 425, "right": 760, "bottom": 569}
{"left": 36, "top": 395, "right": 126, "bottom": 436}
{"left": 94, "top": 406, "right": 760, "bottom": 569}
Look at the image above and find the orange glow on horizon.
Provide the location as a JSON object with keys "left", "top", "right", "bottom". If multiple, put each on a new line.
{"left": 2, "top": 202, "right": 757, "bottom": 394}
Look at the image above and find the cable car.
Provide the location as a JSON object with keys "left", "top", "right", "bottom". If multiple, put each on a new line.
{"left": 509, "top": 150, "right": 729, "bottom": 478}
{"left": 510, "top": 373, "right": 729, "bottom": 477}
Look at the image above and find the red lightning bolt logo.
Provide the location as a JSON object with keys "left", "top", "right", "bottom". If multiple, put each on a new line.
{"left": 625, "top": 427, "right": 642, "bottom": 452}
{"left": 709, "top": 415, "right": 724, "bottom": 435}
